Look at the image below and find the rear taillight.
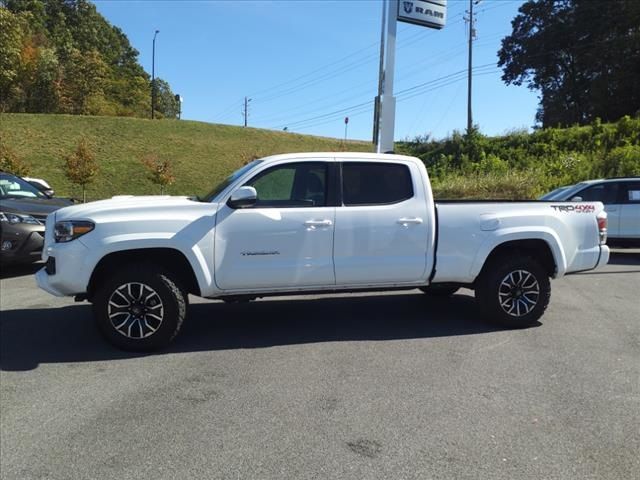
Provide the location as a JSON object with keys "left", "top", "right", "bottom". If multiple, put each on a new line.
{"left": 597, "top": 213, "right": 607, "bottom": 245}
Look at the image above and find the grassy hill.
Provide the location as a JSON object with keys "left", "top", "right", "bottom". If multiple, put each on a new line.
{"left": 0, "top": 114, "right": 371, "bottom": 200}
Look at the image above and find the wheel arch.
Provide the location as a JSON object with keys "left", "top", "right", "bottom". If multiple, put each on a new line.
{"left": 87, "top": 248, "right": 201, "bottom": 300}
{"left": 473, "top": 237, "right": 561, "bottom": 284}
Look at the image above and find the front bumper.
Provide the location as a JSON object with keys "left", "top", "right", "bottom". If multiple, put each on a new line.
{"left": 35, "top": 239, "right": 91, "bottom": 297}
{"left": 0, "top": 223, "right": 45, "bottom": 264}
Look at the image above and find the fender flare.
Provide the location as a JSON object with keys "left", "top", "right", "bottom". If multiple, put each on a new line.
{"left": 83, "top": 235, "right": 213, "bottom": 295}
{"left": 469, "top": 227, "right": 567, "bottom": 280}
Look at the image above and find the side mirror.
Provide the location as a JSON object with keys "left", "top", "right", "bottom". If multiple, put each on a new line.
{"left": 227, "top": 186, "right": 257, "bottom": 209}
{"left": 570, "top": 196, "right": 583, "bottom": 202}
{"left": 44, "top": 189, "right": 55, "bottom": 198}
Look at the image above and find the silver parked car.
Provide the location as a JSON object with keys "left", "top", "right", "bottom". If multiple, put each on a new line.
{"left": 540, "top": 177, "right": 640, "bottom": 244}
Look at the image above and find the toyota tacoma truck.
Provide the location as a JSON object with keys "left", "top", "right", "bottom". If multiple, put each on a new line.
{"left": 36, "top": 153, "right": 610, "bottom": 350}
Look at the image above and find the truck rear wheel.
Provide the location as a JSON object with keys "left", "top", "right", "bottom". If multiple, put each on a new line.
{"left": 475, "top": 255, "right": 550, "bottom": 328}
{"left": 92, "top": 265, "right": 186, "bottom": 351}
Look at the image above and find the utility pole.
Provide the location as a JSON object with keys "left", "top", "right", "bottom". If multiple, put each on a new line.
{"left": 465, "top": 0, "right": 479, "bottom": 135}
{"left": 242, "top": 96, "right": 251, "bottom": 127}
{"left": 151, "top": 30, "right": 159, "bottom": 119}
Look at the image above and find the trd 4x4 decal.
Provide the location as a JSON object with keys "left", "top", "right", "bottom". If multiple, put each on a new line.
{"left": 551, "top": 204, "right": 596, "bottom": 213}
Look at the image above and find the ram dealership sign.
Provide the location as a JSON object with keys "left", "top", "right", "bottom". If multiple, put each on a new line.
{"left": 398, "top": 0, "right": 447, "bottom": 30}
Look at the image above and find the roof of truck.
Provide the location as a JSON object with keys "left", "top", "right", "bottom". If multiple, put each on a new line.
{"left": 258, "top": 152, "right": 419, "bottom": 164}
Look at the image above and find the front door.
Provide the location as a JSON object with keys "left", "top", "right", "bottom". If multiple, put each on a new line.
{"left": 214, "top": 161, "right": 335, "bottom": 290}
{"left": 619, "top": 182, "right": 640, "bottom": 239}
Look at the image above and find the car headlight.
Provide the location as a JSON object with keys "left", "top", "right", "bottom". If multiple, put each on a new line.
{"left": 0, "top": 211, "right": 41, "bottom": 224}
{"left": 54, "top": 220, "right": 95, "bottom": 243}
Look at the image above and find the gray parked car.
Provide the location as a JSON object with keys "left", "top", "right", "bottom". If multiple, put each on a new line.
{"left": 0, "top": 172, "right": 72, "bottom": 264}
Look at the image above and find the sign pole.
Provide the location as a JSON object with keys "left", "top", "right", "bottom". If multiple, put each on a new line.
{"left": 377, "top": 0, "right": 398, "bottom": 154}
{"left": 374, "top": 0, "right": 447, "bottom": 153}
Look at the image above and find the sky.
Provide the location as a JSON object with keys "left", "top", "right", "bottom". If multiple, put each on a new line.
{"left": 94, "top": 0, "right": 539, "bottom": 141}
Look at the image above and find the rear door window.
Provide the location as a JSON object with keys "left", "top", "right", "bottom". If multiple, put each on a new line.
{"left": 621, "top": 182, "right": 640, "bottom": 203}
{"left": 342, "top": 162, "right": 413, "bottom": 206}
{"left": 575, "top": 183, "right": 620, "bottom": 204}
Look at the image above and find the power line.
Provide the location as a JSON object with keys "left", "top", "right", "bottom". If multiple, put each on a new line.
{"left": 251, "top": 10, "right": 468, "bottom": 106}
{"left": 277, "top": 64, "right": 499, "bottom": 131}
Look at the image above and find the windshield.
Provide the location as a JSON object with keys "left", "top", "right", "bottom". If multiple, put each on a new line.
{"left": 0, "top": 173, "right": 47, "bottom": 199}
{"left": 539, "top": 183, "right": 589, "bottom": 200}
{"left": 202, "top": 159, "right": 263, "bottom": 202}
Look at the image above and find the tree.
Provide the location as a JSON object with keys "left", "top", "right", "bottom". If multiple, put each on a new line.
{"left": 0, "top": 8, "right": 24, "bottom": 112}
{"left": 62, "top": 48, "right": 108, "bottom": 114}
{"left": 498, "top": 0, "right": 640, "bottom": 128}
{"left": 63, "top": 137, "right": 98, "bottom": 202}
{"left": 153, "top": 78, "right": 180, "bottom": 119}
{"left": 141, "top": 153, "right": 175, "bottom": 194}
{"left": 1, "top": 0, "right": 174, "bottom": 118}
{"left": 0, "top": 140, "right": 30, "bottom": 175}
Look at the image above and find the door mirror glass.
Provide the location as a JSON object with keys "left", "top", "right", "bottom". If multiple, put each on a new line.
{"left": 570, "top": 196, "right": 582, "bottom": 202}
{"left": 228, "top": 186, "right": 257, "bottom": 209}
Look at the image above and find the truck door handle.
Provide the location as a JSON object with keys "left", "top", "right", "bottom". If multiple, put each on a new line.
{"left": 304, "top": 219, "right": 333, "bottom": 228}
{"left": 397, "top": 217, "right": 423, "bottom": 226}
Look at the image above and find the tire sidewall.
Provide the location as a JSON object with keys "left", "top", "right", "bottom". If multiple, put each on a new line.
{"left": 477, "top": 256, "right": 550, "bottom": 328}
{"left": 93, "top": 268, "right": 185, "bottom": 351}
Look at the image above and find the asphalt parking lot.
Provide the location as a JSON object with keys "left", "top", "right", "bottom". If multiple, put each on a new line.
{"left": 1, "top": 250, "right": 639, "bottom": 480}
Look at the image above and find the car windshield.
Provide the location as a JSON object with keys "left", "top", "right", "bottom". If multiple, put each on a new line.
{"left": 0, "top": 173, "right": 47, "bottom": 199}
{"left": 201, "top": 159, "right": 263, "bottom": 202}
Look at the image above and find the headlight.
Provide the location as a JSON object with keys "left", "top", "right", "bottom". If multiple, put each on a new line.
{"left": 54, "top": 220, "right": 95, "bottom": 243}
{"left": 0, "top": 211, "right": 41, "bottom": 224}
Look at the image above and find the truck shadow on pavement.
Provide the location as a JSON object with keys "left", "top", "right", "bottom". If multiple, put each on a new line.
{"left": 0, "top": 292, "right": 514, "bottom": 371}
{"left": 577, "top": 250, "right": 640, "bottom": 274}
{"left": 607, "top": 250, "right": 640, "bottom": 266}
{"left": 0, "top": 262, "right": 43, "bottom": 280}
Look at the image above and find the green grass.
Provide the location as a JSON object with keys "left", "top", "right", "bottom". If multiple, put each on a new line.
{"left": 431, "top": 170, "right": 544, "bottom": 200}
{"left": 0, "top": 113, "right": 371, "bottom": 200}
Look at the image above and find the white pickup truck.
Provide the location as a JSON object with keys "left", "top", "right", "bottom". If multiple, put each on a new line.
{"left": 36, "top": 153, "right": 610, "bottom": 350}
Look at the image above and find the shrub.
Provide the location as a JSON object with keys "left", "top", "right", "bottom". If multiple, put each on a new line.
{"left": 602, "top": 145, "right": 640, "bottom": 177}
{"left": 64, "top": 138, "right": 99, "bottom": 202}
{"left": 141, "top": 153, "right": 175, "bottom": 194}
{"left": 0, "top": 140, "right": 30, "bottom": 176}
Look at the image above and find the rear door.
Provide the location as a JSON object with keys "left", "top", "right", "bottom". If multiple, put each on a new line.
{"left": 333, "top": 160, "right": 429, "bottom": 285}
{"left": 619, "top": 181, "right": 640, "bottom": 239}
{"left": 574, "top": 182, "right": 622, "bottom": 237}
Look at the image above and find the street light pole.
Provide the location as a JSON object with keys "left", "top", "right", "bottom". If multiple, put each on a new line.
{"left": 151, "top": 29, "right": 159, "bottom": 119}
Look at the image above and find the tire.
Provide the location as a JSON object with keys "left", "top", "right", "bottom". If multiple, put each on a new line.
{"left": 92, "top": 265, "right": 187, "bottom": 351}
{"left": 475, "top": 255, "right": 550, "bottom": 328}
{"left": 419, "top": 285, "right": 460, "bottom": 297}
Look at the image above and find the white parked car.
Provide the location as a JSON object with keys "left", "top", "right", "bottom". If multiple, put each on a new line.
{"left": 540, "top": 177, "right": 640, "bottom": 244}
{"left": 22, "top": 177, "right": 55, "bottom": 197}
{"left": 36, "top": 153, "right": 610, "bottom": 350}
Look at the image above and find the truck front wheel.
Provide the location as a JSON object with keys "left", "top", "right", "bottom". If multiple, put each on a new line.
{"left": 475, "top": 255, "right": 550, "bottom": 328}
{"left": 92, "top": 266, "right": 186, "bottom": 351}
